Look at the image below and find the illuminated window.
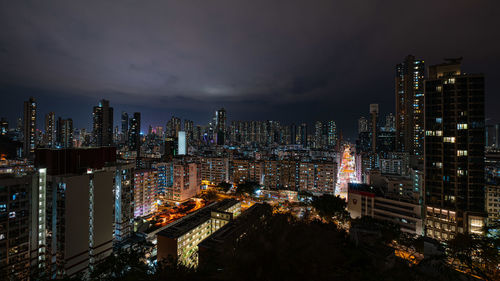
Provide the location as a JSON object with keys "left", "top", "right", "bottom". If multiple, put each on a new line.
{"left": 457, "top": 124, "right": 468, "bottom": 130}
{"left": 443, "top": 137, "right": 455, "bottom": 143}
{"left": 457, "top": 150, "right": 468, "bottom": 156}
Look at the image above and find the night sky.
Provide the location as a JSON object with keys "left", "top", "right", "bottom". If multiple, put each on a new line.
{"left": 1, "top": 1, "right": 499, "bottom": 139}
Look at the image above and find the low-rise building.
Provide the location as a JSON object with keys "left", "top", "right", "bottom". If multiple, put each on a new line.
{"left": 156, "top": 199, "right": 241, "bottom": 267}
{"left": 347, "top": 183, "right": 423, "bottom": 235}
{"left": 198, "top": 203, "right": 272, "bottom": 267}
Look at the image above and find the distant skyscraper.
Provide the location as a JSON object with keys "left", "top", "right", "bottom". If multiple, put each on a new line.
{"left": 385, "top": 113, "right": 396, "bottom": 132}
{"left": 23, "top": 97, "right": 36, "bottom": 158}
{"left": 121, "top": 111, "right": 129, "bottom": 141}
{"left": 299, "top": 123, "right": 308, "bottom": 147}
{"left": 45, "top": 112, "right": 56, "bottom": 147}
{"left": 314, "top": 121, "right": 323, "bottom": 148}
{"left": 178, "top": 131, "right": 186, "bottom": 155}
{"left": 424, "top": 58, "right": 486, "bottom": 239}
{"left": 184, "top": 119, "right": 193, "bottom": 143}
{"left": 92, "top": 99, "right": 114, "bottom": 147}
{"left": 1, "top": 117, "right": 8, "bottom": 136}
{"left": 215, "top": 108, "right": 226, "bottom": 145}
{"left": 326, "top": 120, "right": 337, "bottom": 148}
{"left": 129, "top": 112, "right": 141, "bottom": 153}
{"left": 56, "top": 117, "right": 73, "bottom": 148}
{"left": 166, "top": 116, "right": 181, "bottom": 138}
{"left": 358, "top": 117, "right": 369, "bottom": 134}
{"left": 395, "top": 55, "right": 425, "bottom": 160}
{"left": 369, "top": 104, "right": 379, "bottom": 153}
{"left": 290, "top": 124, "right": 297, "bottom": 145}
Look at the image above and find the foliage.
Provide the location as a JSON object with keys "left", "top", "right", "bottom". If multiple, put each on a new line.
{"left": 217, "top": 182, "right": 232, "bottom": 192}
{"left": 90, "top": 244, "right": 151, "bottom": 281}
{"left": 59, "top": 214, "right": 491, "bottom": 281}
{"left": 235, "top": 181, "right": 259, "bottom": 196}
{"left": 201, "top": 189, "right": 218, "bottom": 201}
{"left": 311, "top": 194, "right": 349, "bottom": 224}
{"left": 350, "top": 216, "right": 402, "bottom": 244}
{"left": 445, "top": 222, "right": 500, "bottom": 281}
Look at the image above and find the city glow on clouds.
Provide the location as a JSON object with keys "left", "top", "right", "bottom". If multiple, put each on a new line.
{"left": 0, "top": 1, "right": 499, "bottom": 137}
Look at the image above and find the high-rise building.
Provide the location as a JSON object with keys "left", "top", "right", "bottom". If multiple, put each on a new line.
{"left": 113, "top": 162, "right": 135, "bottom": 242}
{"left": 56, "top": 117, "right": 73, "bottom": 148}
{"left": 178, "top": 131, "right": 186, "bottom": 155}
{"left": 424, "top": 58, "right": 486, "bottom": 240}
{"left": 0, "top": 174, "right": 33, "bottom": 280}
{"left": 395, "top": 55, "right": 425, "bottom": 160}
{"left": 299, "top": 123, "right": 308, "bottom": 147}
{"left": 170, "top": 162, "right": 200, "bottom": 202}
{"left": 23, "top": 97, "right": 36, "bottom": 158}
{"left": 385, "top": 113, "right": 396, "bottom": 132}
{"left": 166, "top": 116, "right": 181, "bottom": 138}
{"left": 200, "top": 157, "right": 229, "bottom": 184}
{"left": 44, "top": 112, "right": 56, "bottom": 147}
{"left": 184, "top": 120, "right": 193, "bottom": 144}
{"left": 358, "top": 117, "right": 369, "bottom": 134}
{"left": 128, "top": 112, "right": 141, "bottom": 153}
{"left": 290, "top": 124, "right": 297, "bottom": 145}
{"left": 314, "top": 121, "right": 323, "bottom": 149}
{"left": 326, "top": 120, "right": 337, "bottom": 148}
{"left": 92, "top": 99, "right": 114, "bottom": 147}
{"left": 33, "top": 148, "right": 117, "bottom": 278}
{"left": 0, "top": 117, "right": 8, "bottom": 136}
{"left": 133, "top": 169, "right": 158, "bottom": 217}
{"left": 121, "top": 112, "right": 129, "bottom": 142}
{"left": 215, "top": 108, "right": 226, "bottom": 145}
{"left": 369, "top": 104, "right": 379, "bottom": 153}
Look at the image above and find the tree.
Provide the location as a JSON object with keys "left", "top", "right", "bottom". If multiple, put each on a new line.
{"left": 235, "top": 181, "right": 259, "bottom": 196}
{"left": 217, "top": 182, "right": 232, "bottom": 192}
{"left": 445, "top": 222, "right": 500, "bottom": 281}
{"left": 351, "top": 216, "right": 402, "bottom": 245}
{"left": 201, "top": 189, "right": 218, "bottom": 201}
{"left": 311, "top": 194, "right": 349, "bottom": 224}
{"left": 90, "top": 243, "right": 151, "bottom": 281}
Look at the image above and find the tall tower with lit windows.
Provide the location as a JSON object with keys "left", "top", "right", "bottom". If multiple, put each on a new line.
{"left": 395, "top": 55, "right": 425, "bottom": 162}
{"left": 424, "top": 58, "right": 486, "bottom": 240}
{"left": 23, "top": 97, "right": 36, "bottom": 158}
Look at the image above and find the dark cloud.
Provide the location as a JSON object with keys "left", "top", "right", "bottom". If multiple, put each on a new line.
{"left": 0, "top": 1, "right": 499, "bottom": 138}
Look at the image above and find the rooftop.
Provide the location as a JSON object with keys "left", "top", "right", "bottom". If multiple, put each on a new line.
{"left": 158, "top": 199, "right": 239, "bottom": 239}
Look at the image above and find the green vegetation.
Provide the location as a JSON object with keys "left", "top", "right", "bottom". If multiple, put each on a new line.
{"left": 234, "top": 181, "right": 259, "bottom": 196}
{"left": 445, "top": 222, "right": 500, "bottom": 281}
{"left": 74, "top": 213, "right": 496, "bottom": 281}
{"left": 217, "top": 182, "right": 232, "bottom": 193}
{"left": 200, "top": 189, "right": 218, "bottom": 201}
{"left": 311, "top": 194, "right": 349, "bottom": 224}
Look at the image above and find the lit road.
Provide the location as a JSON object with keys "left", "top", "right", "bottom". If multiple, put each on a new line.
{"left": 335, "top": 144, "right": 357, "bottom": 199}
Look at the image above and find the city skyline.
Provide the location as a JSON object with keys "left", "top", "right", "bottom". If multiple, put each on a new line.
{"left": 1, "top": 1, "right": 500, "bottom": 139}
{"left": 1, "top": 2, "right": 499, "bottom": 280}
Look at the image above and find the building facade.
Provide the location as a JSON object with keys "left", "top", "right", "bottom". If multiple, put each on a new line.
{"left": 424, "top": 58, "right": 486, "bottom": 239}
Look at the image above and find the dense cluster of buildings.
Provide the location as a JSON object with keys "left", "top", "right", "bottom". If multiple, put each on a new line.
{"left": 0, "top": 55, "right": 498, "bottom": 279}
{"left": 350, "top": 56, "right": 499, "bottom": 241}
